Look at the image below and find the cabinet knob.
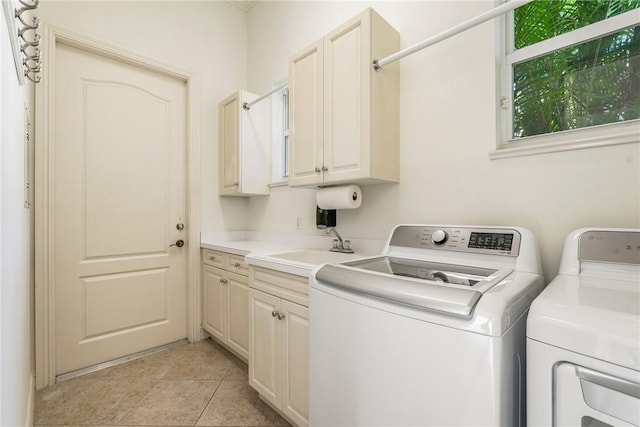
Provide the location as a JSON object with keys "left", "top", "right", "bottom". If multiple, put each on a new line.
{"left": 314, "top": 167, "right": 321, "bottom": 173}
{"left": 233, "top": 181, "right": 239, "bottom": 186}
{"left": 209, "top": 256, "right": 215, "bottom": 261}
{"left": 271, "top": 311, "right": 285, "bottom": 320}
{"left": 234, "top": 262, "right": 241, "bottom": 268}
{"left": 322, "top": 166, "right": 328, "bottom": 172}
{"left": 219, "top": 278, "right": 224, "bottom": 283}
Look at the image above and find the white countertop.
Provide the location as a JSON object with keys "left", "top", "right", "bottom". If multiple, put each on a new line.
{"left": 200, "top": 240, "right": 291, "bottom": 257}
{"left": 201, "top": 230, "right": 384, "bottom": 277}
{"left": 245, "top": 249, "right": 367, "bottom": 277}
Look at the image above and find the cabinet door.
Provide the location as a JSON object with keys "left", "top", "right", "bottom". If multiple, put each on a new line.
{"left": 281, "top": 300, "right": 309, "bottom": 427}
{"left": 226, "top": 272, "right": 249, "bottom": 360}
{"left": 219, "top": 92, "right": 240, "bottom": 194}
{"left": 323, "top": 11, "right": 371, "bottom": 184}
{"left": 202, "top": 265, "right": 225, "bottom": 341}
{"left": 249, "top": 289, "right": 282, "bottom": 408}
{"left": 288, "top": 39, "right": 324, "bottom": 187}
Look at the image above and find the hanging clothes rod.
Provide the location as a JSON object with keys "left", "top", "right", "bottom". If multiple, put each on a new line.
{"left": 242, "top": 82, "right": 289, "bottom": 111}
{"left": 373, "top": 0, "right": 533, "bottom": 71}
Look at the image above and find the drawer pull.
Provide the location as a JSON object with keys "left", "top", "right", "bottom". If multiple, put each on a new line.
{"left": 234, "top": 262, "right": 241, "bottom": 268}
{"left": 209, "top": 256, "right": 215, "bottom": 261}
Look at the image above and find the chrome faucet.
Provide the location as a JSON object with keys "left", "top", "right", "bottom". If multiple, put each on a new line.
{"left": 327, "top": 228, "right": 353, "bottom": 253}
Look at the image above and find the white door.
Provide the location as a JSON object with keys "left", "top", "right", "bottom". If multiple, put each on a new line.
{"left": 54, "top": 42, "right": 187, "bottom": 375}
{"left": 249, "top": 288, "right": 281, "bottom": 408}
{"left": 226, "top": 272, "right": 249, "bottom": 360}
{"left": 218, "top": 92, "right": 240, "bottom": 195}
{"left": 323, "top": 14, "right": 370, "bottom": 184}
{"left": 202, "top": 264, "right": 225, "bottom": 342}
{"left": 281, "top": 300, "right": 309, "bottom": 427}
{"left": 288, "top": 39, "right": 324, "bottom": 187}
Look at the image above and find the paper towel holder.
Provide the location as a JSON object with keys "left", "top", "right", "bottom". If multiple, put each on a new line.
{"left": 316, "top": 206, "right": 336, "bottom": 229}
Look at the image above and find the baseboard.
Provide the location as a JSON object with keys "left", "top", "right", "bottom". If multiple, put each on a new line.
{"left": 199, "top": 327, "right": 209, "bottom": 341}
{"left": 25, "top": 372, "right": 35, "bottom": 427}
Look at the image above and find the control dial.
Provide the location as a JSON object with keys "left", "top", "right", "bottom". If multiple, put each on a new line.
{"left": 431, "top": 230, "right": 448, "bottom": 245}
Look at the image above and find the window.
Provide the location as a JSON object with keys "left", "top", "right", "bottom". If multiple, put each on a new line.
{"left": 271, "top": 78, "right": 289, "bottom": 183}
{"left": 496, "top": 0, "right": 640, "bottom": 157}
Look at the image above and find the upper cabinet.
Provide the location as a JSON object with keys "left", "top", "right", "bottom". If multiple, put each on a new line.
{"left": 219, "top": 90, "right": 271, "bottom": 196}
{"left": 288, "top": 9, "right": 400, "bottom": 188}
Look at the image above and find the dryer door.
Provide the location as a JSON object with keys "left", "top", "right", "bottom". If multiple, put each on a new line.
{"left": 555, "top": 362, "right": 640, "bottom": 426}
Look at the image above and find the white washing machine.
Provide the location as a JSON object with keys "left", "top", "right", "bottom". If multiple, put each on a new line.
{"left": 527, "top": 228, "right": 640, "bottom": 427}
{"left": 309, "top": 224, "right": 544, "bottom": 426}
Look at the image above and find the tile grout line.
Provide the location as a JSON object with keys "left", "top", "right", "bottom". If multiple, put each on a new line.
{"left": 192, "top": 374, "right": 226, "bottom": 427}
{"left": 112, "top": 345, "right": 186, "bottom": 426}
{"left": 111, "top": 377, "right": 165, "bottom": 426}
{"left": 115, "top": 342, "right": 223, "bottom": 427}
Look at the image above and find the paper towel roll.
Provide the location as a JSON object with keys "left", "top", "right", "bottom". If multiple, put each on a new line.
{"left": 316, "top": 185, "right": 362, "bottom": 209}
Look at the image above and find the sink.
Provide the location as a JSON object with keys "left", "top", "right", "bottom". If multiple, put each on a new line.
{"left": 269, "top": 249, "right": 363, "bottom": 266}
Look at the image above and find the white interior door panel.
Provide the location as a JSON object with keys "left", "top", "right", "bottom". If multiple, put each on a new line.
{"left": 54, "top": 42, "right": 187, "bottom": 375}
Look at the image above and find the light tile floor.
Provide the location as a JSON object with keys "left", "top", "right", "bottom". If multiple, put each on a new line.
{"left": 34, "top": 339, "right": 292, "bottom": 427}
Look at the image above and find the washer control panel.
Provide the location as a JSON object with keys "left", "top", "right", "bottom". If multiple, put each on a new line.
{"left": 389, "top": 226, "right": 521, "bottom": 257}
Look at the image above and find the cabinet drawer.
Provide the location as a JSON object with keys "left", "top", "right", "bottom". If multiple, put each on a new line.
{"left": 250, "top": 266, "right": 309, "bottom": 307}
{"left": 202, "top": 249, "right": 227, "bottom": 269}
{"left": 228, "top": 253, "right": 249, "bottom": 276}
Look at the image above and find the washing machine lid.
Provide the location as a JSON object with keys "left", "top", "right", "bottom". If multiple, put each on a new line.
{"left": 528, "top": 273, "right": 640, "bottom": 371}
{"left": 315, "top": 257, "right": 513, "bottom": 317}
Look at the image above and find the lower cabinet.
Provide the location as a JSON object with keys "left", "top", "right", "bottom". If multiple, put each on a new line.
{"left": 249, "top": 267, "right": 309, "bottom": 427}
{"left": 202, "top": 249, "right": 249, "bottom": 361}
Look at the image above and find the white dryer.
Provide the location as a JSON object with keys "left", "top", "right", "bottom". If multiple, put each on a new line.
{"left": 527, "top": 228, "right": 640, "bottom": 427}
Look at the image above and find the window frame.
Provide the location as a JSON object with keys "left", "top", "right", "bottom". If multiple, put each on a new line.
{"left": 282, "top": 87, "right": 289, "bottom": 179}
{"left": 494, "top": 4, "right": 640, "bottom": 159}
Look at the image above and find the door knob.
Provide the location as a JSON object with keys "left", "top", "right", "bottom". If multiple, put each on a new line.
{"left": 176, "top": 223, "right": 185, "bottom": 231}
{"left": 170, "top": 239, "right": 184, "bottom": 248}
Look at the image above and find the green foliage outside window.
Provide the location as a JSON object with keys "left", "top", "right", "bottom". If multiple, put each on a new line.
{"left": 512, "top": 0, "right": 640, "bottom": 138}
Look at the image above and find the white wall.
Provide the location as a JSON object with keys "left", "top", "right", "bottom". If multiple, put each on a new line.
{"left": 1, "top": 5, "right": 34, "bottom": 425}
{"left": 37, "top": 0, "right": 250, "bottom": 234}
{"left": 245, "top": 1, "right": 640, "bottom": 280}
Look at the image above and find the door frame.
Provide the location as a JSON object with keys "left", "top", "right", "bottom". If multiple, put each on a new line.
{"left": 34, "top": 23, "right": 201, "bottom": 389}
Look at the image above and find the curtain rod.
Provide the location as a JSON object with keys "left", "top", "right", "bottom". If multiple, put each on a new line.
{"left": 242, "top": 81, "right": 289, "bottom": 111}
{"left": 373, "top": 0, "right": 533, "bottom": 71}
